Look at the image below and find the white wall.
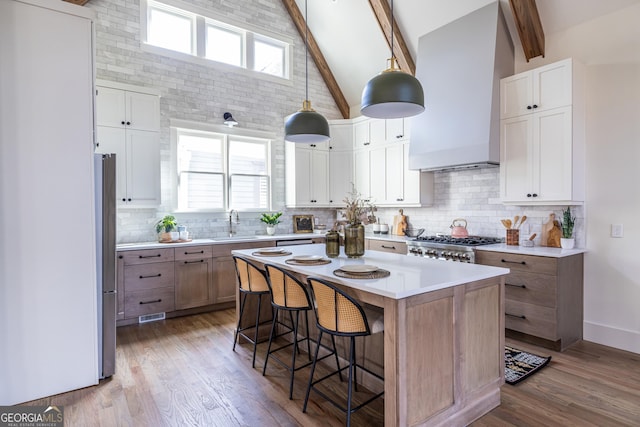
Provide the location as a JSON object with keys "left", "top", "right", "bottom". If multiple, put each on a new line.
{"left": 513, "top": 4, "right": 640, "bottom": 353}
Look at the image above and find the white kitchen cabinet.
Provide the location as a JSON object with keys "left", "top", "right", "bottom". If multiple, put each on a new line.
{"left": 96, "top": 82, "right": 161, "bottom": 207}
{"left": 500, "top": 59, "right": 572, "bottom": 120}
{"left": 382, "top": 142, "right": 434, "bottom": 206}
{"left": 328, "top": 121, "right": 353, "bottom": 151}
{"left": 353, "top": 148, "right": 371, "bottom": 201}
{"left": 353, "top": 117, "right": 386, "bottom": 148}
{"left": 285, "top": 143, "right": 330, "bottom": 207}
{"left": 500, "top": 58, "right": 584, "bottom": 205}
{"left": 369, "top": 146, "right": 386, "bottom": 202}
{"left": 385, "top": 118, "right": 409, "bottom": 142}
{"left": 329, "top": 150, "right": 353, "bottom": 206}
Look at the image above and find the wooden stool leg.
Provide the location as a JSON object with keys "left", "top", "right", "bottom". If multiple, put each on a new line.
{"left": 233, "top": 293, "right": 248, "bottom": 352}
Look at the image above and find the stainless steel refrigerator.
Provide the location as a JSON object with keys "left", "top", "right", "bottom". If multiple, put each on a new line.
{"left": 95, "top": 153, "right": 117, "bottom": 378}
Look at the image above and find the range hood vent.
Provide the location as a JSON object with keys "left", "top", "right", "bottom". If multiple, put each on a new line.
{"left": 408, "top": 1, "right": 514, "bottom": 172}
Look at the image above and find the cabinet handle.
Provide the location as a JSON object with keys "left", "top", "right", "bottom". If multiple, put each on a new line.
{"left": 501, "top": 259, "right": 526, "bottom": 265}
{"left": 128, "top": 198, "right": 132, "bottom": 202}
{"left": 122, "top": 198, "right": 127, "bottom": 202}
{"left": 364, "top": 142, "right": 370, "bottom": 146}
{"left": 184, "top": 260, "right": 204, "bottom": 264}
{"left": 396, "top": 134, "right": 403, "bottom": 139}
{"left": 505, "top": 313, "right": 526, "bottom": 319}
{"left": 139, "top": 254, "right": 162, "bottom": 259}
{"left": 310, "top": 144, "right": 316, "bottom": 147}
{"left": 532, "top": 104, "right": 538, "bottom": 109}
{"left": 139, "top": 273, "right": 161, "bottom": 279}
{"left": 506, "top": 283, "right": 527, "bottom": 289}
{"left": 396, "top": 198, "right": 403, "bottom": 201}
{"left": 140, "top": 299, "right": 162, "bottom": 305}
{"left": 532, "top": 193, "right": 538, "bottom": 197}
{"left": 126, "top": 121, "right": 131, "bottom": 125}
{"left": 526, "top": 105, "right": 532, "bottom": 110}
{"left": 381, "top": 245, "right": 396, "bottom": 250}
{"left": 121, "top": 120, "right": 126, "bottom": 125}
{"left": 185, "top": 250, "right": 204, "bottom": 255}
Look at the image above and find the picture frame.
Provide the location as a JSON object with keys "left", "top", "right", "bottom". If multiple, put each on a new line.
{"left": 293, "top": 215, "right": 314, "bottom": 233}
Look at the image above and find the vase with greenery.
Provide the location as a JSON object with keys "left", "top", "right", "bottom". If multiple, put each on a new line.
{"left": 260, "top": 212, "right": 282, "bottom": 236}
{"left": 341, "top": 188, "right": 376, "bottom": 258}
{"left": 155, "top": 215, "right": 178, "bottom": 242}
{"left": 560, "top": 207, "right": 576, "bottom": 249}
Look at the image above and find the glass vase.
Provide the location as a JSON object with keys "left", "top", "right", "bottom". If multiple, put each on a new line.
{"left": 344, "top": 223, "right": 365, "bottom": 258}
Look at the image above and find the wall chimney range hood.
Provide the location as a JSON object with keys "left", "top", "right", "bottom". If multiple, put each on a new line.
{"left": 408, "top": 2, "right": 514, "bottom": 172}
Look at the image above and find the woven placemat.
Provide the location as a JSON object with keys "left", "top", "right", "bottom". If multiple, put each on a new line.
{"left": 333, "top": 268, "right": 390, "bottom": 279}
{"left": 285, "top": 258, "right": 332, "bottom": 266}
{"left": 251, "top": 251, "right": 292, "bottom": 257}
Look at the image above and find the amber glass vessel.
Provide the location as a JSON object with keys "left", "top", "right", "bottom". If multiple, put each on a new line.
{"left": 344, "top": 223, "right": 365, "bottom": 258}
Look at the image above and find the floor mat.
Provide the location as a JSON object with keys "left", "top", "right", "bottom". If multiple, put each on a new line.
{"left": 505, "top": 345, "right": 551, "bottom": 385}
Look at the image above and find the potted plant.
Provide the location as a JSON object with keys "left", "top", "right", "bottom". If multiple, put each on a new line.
{"left": 155, "top": 215, "right": 178, "bottom": 242}
{"left": 260, "top": 212, "right": 282, "bottom": 236}
{"left": 560, "top": 207, "right": 576, "bottom": 249}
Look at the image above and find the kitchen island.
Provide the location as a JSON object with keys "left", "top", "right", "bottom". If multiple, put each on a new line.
{"left": 232, "top": 244, "right": 509, "bottom": 427}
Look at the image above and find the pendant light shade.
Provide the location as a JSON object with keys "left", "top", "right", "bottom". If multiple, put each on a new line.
{"left": 361, "top": 58, "right": 425, "bottom": 119}
{"left": 285, "top": 101, "right": 330, "bottom": 143}
{"left": 285, "top": 0, "right": 330, "bottom": 143}
{"left": 360, "top": 0, "right": 425, "bottom": 119}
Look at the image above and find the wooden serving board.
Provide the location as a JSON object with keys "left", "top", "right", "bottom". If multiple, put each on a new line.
{"left": 541, "top": 213, "right": 561, "bottom": 247}
{"left": 392, "top": 209, "right": 407, "bottom": 236}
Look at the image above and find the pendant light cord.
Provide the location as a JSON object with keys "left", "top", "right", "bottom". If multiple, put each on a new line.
{"left": 305, "top": 0, "right": 309, "bottom": 102}
{"left": 390, "top": 0, "right": 394, "bottom": 59}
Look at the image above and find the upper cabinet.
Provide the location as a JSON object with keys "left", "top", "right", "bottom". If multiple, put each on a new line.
{"left": 500, "top": 59, "right": 585, "bottom": 205}
{"left": 95, "top": 81, "right": 161, "bottom": 208}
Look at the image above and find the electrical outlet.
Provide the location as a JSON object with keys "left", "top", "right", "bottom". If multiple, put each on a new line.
{"left": 611, "top": 224, "right": 624, "bottom": 238}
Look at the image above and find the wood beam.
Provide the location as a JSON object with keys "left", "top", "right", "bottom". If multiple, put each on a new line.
{"left": 368, "top": 0, "right": 415, "bottom": 76}
{"left": 63, "top": 0, "right": 91, "bottom": 5}
{"left": 281, "top": 0, "right": 350, "bottom": 119}
{"left": 509, "top": 0, "right": 545, "bottom": 62}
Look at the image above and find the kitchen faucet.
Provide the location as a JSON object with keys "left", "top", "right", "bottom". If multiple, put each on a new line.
{"left": 229, "top": 209, "right": 239, "bottom": 237}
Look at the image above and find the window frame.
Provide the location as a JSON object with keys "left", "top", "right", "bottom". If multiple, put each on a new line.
{"left": 141, "top": 0, "right": 291, "bottom": 82}
{"left": 171, "top": 122, "right": 274, "bottom": 213}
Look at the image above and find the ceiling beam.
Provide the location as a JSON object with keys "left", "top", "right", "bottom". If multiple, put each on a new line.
{"left": 368, "top": 0, "right": 416, "bottom": 76}
{"left": 281, "top": 0, "right": 350, "bottom": 119}
{"left": 63, "top": 0, "right": 91, "bottom": 5}
{"left": 509, "top": 0, "right": 545, "bottom": 61}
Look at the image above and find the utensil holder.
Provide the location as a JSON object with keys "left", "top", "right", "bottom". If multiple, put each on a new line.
{"left": 506, "top": 229, "right": 519, "bottom": 245}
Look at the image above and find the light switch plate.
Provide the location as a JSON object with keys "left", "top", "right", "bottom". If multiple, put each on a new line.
{"left": 611, "top": 224, "right": 624, "bottom": 238}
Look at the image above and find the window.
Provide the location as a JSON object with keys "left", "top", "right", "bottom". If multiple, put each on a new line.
{"left": 176, "top": 128, "right": 271, "bottom": 211}
{"left": 144, "top": 0, "right": 290, "bottom": 79}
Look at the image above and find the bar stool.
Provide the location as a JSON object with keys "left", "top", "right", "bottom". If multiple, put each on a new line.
{"left": 261, "top": 264, "right": 315, "bottom": 399}
{"left": 232, "top": 256, "right": 272, "bottom": 368}
{"left": 303, "top": 276, "right": 384, "bottom": 427}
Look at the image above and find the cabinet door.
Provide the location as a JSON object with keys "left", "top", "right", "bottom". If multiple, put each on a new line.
{"left": 354, "top": 148, "right": 370, "bottom": 200}
{"left": 385, "top": 144, "right": 404, "bottom": 203}
{"left": 329, "top": 150, "right": 353, "bottom": 206}
{"left": 126, "top": 91, "right": 160, "bottom": 131}
{"left": 369, "top": 119, "right": 386, "bottom": 145}
{"left": 175, "top": 258, "right": 214, "bottom": 310}
{"left": 386, "top": 118, "right": 407, "bottom": 142}
{"left": 500, "top": 73, "right": 532, "bottom": 119}
{"left": 127, "top": 130, "right": 161, "bottom": 206}
{"left": 329, "top": 123, "right": 353, "bottom": 151}
{"left": 96, "top": 126, "right": 128, "bottom": 204}
{"left": 500, "top": 116, "right": 532, "bottom": 202}
{"left": 96, "top": 86, "right": 126, "bottom": 128}
{"left": 533, "top": 60, "right": 571, "bottom": 113}
{"left": 369, "top": 146, "right": 386, "bottom": 203}
{"left": 213, "top": 256, "right": 237, "bottom": 304}
{"left": 293, "top": 147, "right": 313, "bottom": 206}
{"left": 535, "top": 106, "right": 573, "bottom": 201}
{"left": 402, "top": 142, "right": 422, "bottom": 204}
{"left": 311, "top": 149, "right": 330, "bottom": 205}
{"left": 354, "top": 119, "right": 370, "bottom": 148}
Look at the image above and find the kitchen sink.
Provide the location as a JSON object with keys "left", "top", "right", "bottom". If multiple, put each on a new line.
{"left": 211, "top": 235, "right": 275, "bottom": 242}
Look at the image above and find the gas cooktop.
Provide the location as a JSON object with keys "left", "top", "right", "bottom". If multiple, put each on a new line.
{"left": 412, "top": 236, "right": 503, "bottom": 246}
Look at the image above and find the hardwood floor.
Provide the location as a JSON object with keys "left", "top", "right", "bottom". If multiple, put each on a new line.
{"left": 26, "top": 309, "right": 640, "bottom": 426}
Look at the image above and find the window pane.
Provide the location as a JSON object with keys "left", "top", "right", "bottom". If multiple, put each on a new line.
{"left": 254, "top": 39, "right": 284, "bottom": 77}
{"left": 229, "top": 140, "right": 267, "bottom": 174}
{"left": 179, "top": 172, "right": 224, "bottom": 210}
{"left": 178, "top": 134, "right": 224, "bottom": 173}
{"left": 148, "top": 7, "right": 193, "bottom": 54}
{"left": 206, "top": 25, "right": 242, "bottom": 66}
{"left": 230, "top": 175, "right": 269, "bottom": 210}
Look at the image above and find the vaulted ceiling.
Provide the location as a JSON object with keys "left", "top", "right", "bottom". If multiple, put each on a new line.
{"left": 65, "top": 0, "right": 640, "bottom": 118}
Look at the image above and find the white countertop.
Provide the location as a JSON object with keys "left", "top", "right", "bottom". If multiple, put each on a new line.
{"left": 477, "top": 243, "right": 586, "bottom": 257}
{"left": 232, "top": 244, "right": 509, "bottom": 300}
{"left": 116, "top": 233, "right": 319, "bottom": 251}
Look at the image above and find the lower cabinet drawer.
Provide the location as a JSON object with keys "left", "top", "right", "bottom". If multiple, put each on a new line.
{"left": 505, "top": 300, "right": 557, "bottom": 341}
{"left": 504, "top": 271, "right": 556, "bottom": 308}
{"left": 125, "top": 287, "right": 175, "bottom": 318}
{"left": 124, "top": 262, "right": 174, "bottom": 292}
{"left": 367, "top": 239, "right": 407, "bottom": 254}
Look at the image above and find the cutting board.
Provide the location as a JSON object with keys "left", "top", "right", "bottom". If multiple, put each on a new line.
{"left": 541, "top": 213, "right": 561, "bottom": 248}
{"left": 392, "top": 209, "right": 407, "bottom": 236}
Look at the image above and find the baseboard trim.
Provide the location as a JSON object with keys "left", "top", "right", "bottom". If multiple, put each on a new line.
{"left": 584, "top": 321, "right": 640, "bottom": 354}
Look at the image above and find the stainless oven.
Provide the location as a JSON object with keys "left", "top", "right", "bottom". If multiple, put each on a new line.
{"left": 406, "top": 236, "right": 502, "bottom": 263}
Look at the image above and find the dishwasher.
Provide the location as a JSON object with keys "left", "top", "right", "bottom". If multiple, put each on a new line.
{"left": 275, "top": 238, "right": 314, "bottom": 247}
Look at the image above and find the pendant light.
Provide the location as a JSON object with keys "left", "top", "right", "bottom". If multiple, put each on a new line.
{"left": 361, "top": 0, "right": 424, "bottom": 119}
{"left": 284, "top": 0, "right": 330, "bottom": 143}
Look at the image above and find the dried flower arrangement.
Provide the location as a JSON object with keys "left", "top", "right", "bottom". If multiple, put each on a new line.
{"left": 341, "top": 187, "right": 377, "bottom": 225}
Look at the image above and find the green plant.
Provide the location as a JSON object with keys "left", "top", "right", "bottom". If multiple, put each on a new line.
{"left": 260, "top": 212, "right": 282, "bottom": 226}
{"left": 155, "top": 215, "right": 178, "bottom": 233}
{"left": 561, "top": 207, "right": 576, "bottom": 238}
